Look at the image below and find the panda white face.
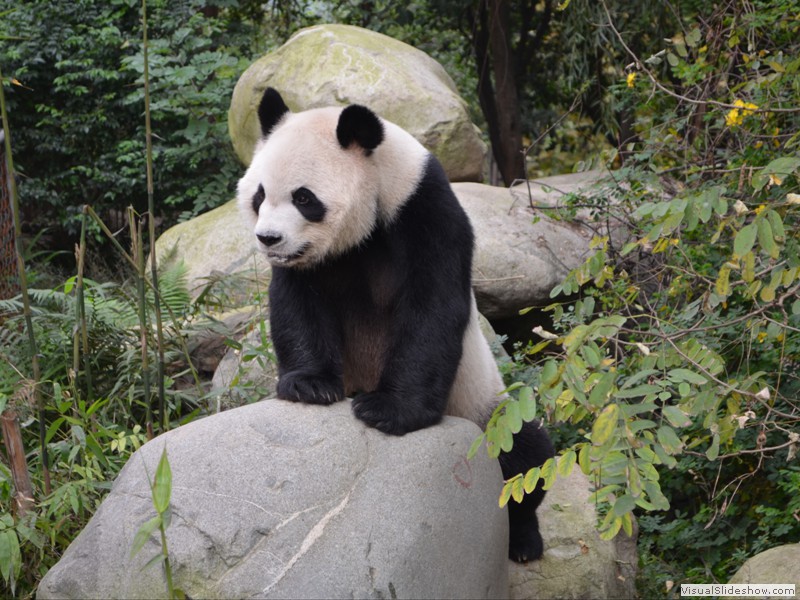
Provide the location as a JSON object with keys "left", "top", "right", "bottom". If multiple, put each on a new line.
{"left": 237, "top": 106, "right": 382, "bottom": 269}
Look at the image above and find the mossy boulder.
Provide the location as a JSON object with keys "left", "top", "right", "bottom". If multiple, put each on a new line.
{"left": 228, "top": 24, "right": 486, "bottom": 182}
{"left": 155, "top": 199, "right": 269, "bottom": 298}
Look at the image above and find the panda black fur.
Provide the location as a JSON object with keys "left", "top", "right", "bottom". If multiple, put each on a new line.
{"left": 237, "top": 88, "right": 555, "bottom": 562}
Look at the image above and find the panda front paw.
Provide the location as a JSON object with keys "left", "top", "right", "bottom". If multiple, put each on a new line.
{"left": 352, "top": 392, "right": 441, "bottom": 436}
{"left": 277, "top": 371, "right": 344, "bottom": 405}
{"left": 508, "top": 521, "right": 544, "bottom": 563}
{"left": 352, "top": 392, "right": 408, "bottom": 435}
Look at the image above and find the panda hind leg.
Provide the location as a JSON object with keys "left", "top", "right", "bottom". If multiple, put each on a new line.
{"left": 498, "top": 419, "right": 555, "bottom": 563}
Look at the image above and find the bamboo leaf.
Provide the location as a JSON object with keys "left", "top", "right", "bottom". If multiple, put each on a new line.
{"left": 130, "top": 515, "right": 162, "bottom": 559}
{"left": 152, "top": 447, "right": 172, "bottom": 515}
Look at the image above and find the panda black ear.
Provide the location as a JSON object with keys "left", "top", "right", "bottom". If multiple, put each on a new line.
{"left": 257, "top": 87, "right": 290, "bottom": 138}
{"left": 336, "top": 105, "right": 384, "bottom": 153}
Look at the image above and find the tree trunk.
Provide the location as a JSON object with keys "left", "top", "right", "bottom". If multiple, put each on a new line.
{"left": 474, "top": 0, "right": 526, "bottom": 186}
{"left": 1, "top": 409, "right": 35, "bottom": 515}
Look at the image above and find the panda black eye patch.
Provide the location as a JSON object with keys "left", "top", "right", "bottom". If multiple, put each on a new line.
{"left": 292, "top": 187, "right": 326, "bottom": 222}
{"left": 252, "top": 184, "right": 265, "bottom": 214}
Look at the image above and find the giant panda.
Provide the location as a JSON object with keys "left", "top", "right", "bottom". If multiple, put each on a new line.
{"left": 237, "top": 87, "right": 555, "bottom": 562}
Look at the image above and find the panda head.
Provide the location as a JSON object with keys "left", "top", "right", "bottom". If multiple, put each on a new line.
{"left": 237, "top": 88, "right": 386, "bottom": 269}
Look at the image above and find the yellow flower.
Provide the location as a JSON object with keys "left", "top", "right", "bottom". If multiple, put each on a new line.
{"left": 754, "top": 204, "right": 767, "bottom": 215}
{"left": 734, "top": 99, "right": 759, "bottom": 114}
{"left": 725, "top": 108, "right": 742, "bottom": 127}
{"left": 626, "top": 72, "right": 637, "bottom": 88}
{"left": 725, "top": 99, "right": 759, "bottom": 128}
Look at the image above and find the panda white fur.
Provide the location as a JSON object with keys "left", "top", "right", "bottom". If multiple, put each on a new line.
{"left": 237, "top": 88, "right": 554, "bottom": 562}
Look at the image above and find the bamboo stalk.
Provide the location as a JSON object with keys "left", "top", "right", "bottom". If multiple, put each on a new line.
{"left": 130, "top": 207, "right": 154, "bottom": 439}
{"left": 75, "top": 208, "right": 93, "bottom": 402}
{"left": 141, "top": 0, "right": 168, "bottom": 432}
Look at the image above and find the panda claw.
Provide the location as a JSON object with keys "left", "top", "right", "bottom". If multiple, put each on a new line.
{"left": 277, "top": 372, "right": 343, "bottom": 406}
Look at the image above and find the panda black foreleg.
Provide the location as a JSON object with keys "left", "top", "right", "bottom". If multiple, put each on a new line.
{"left": 498, "top": 419, "right": 555, "bottom": 562}
{"left": 351, "top": 293, "right": 471, "bottom": 435}
{"left": 269, "top": 268, "right": 345, "bottom": 405}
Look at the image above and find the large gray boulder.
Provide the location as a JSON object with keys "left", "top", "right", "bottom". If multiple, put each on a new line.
{"left": 38, "top": 400, "right": 509, "bottom": 600}
{"left": 228, "top": 24, "right": 487, "bottom": 182}
{"left": 454, "top": 175, "right": 608, "bottom": 318}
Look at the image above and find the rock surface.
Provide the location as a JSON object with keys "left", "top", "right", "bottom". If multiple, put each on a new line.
{"left": 155, "top": 199, "right": 270, "bottom": 298}
{"left": 210, "top": 325, "right": 278, "bottom": 411}
{"left": 509, "top": 469, "right": 638, "bottom": 599}
{"left": 728, "top": 544, "right": 800, "bottom": 596}
{"left": 38, "top": 400, "right": 509, "bottom": 600}
{"left": 454, "top": 179, "right": 605, "bottom": 319}
{"left": 228, "top": 24, "right": 487, "bottom": 182}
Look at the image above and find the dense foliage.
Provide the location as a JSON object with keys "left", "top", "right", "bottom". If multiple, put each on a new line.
{"left": 481, "top": 0, "right": 800, "bottom": 594}
{"left": 1, "top": 0, "right": 798, "bottom": 598}
{"left": 0, "top": 0, "right": 260, "bottom": 243}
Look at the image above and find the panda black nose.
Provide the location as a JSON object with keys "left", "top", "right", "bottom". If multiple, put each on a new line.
{"left": 257, "top": 233, "right": 282, "bottom": 247}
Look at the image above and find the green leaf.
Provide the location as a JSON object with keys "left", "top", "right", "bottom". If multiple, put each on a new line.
{"left": 541, "top": 457, "right": 558, "bottom": 490}
{"left": 152, "top": 447, "right": 172, "bottom": 515}
{"left": 518, "top": 387, "right": 537, "bottom": 421}
{"left": 592, "top": 404, "right": 620, "bottom": 446}
{"left": 558, "top": 450, "right": 577, "bottom": 478}
{"left": 130, "top": 515, "right": 162, "bottom": 559}
{"left": 588, "top": 371, "right": 616, "bottom": 407}
{"left": 511, "top": 476, "right": 525, "bottom": 503}
{"left": 657, "top": 426, "right": 684, "bottom": 455}
{"left": 505, "top": 401, "right": 523, "bottom": 434}
{"left": 499, "top": 479, "right": 514, "bottom": 508}
{"left": 523, "top": 467, "right": 542, "bottom": 494}
{"left": 599, "top": 516, "right": 623, "bottom": 540}
{"left": 733, "top": 222, "right": 757, "bottom": 258}
{"left": 578, "top": 443, "right": 592, "bottom": 475}
{"left": 615, "top": 384, "right": 662, "bottom": 399}
{"left": 706, "top": 433, "right": 720, "bottom": 461}
{"left": 757, "top": 217, "right": 779, "bottom": 259}
{"left": 467, "top": 433, "right": 485, "bottom": 460}
{"left": 766, "top": 209, "right": 785, "bottom": 242}
{"left": 662, "top": 406, "right": 691, "bottom": 428}
{"left": 613, "top": 494, "right": 636, "bottom": 517}
{"left": 668, "top": 369, "right": 708, "bottom": 385}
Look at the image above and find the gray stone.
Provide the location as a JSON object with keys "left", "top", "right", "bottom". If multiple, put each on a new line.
{"left": 38, "top": 400, "right": 508, "bottom": 600}
{"left": 508, "top": 469, "right": 638, "bottom": 600}
{"left": 155, "top": 199, "right": 270, "bottom": 299}
{"left": 729, "top": 544, "right": 800, "bottom": 598}
{"left": 210, "top": 325, "right": 278, "bottom": 412}
{"left": 228, "top": 24, "right": 487, "bottom": 182}
{"left": 455, "top": 178, "right": 604, "bottom": 319}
